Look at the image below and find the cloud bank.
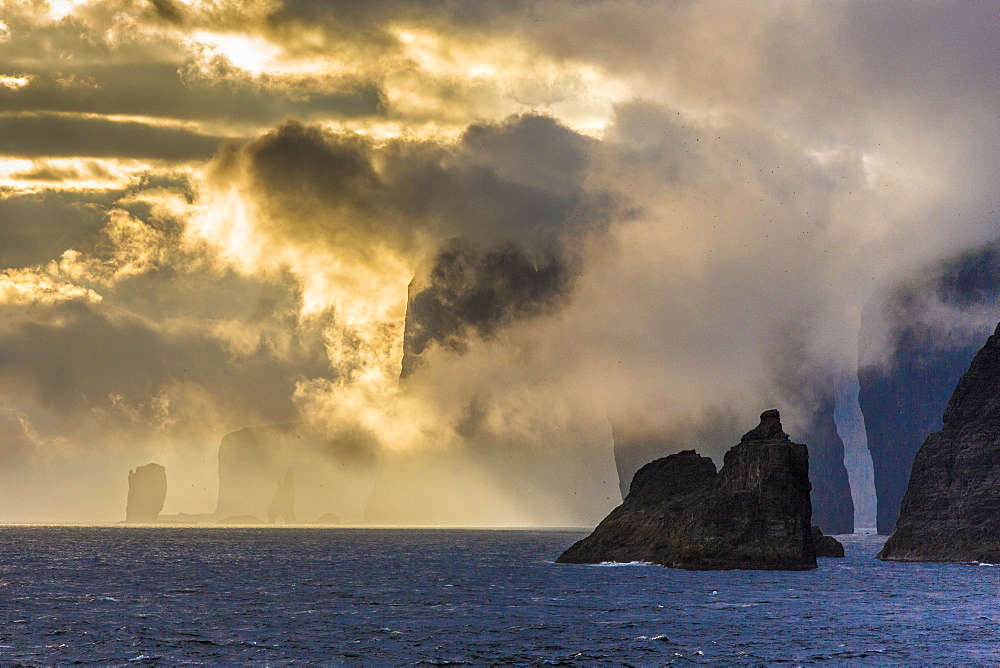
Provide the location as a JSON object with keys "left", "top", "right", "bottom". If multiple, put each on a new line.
{"left": 0, "top": 0, "right": 995, "bottom": 524}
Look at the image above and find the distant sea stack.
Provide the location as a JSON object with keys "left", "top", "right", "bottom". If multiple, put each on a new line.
{"left": 215, "top": 423, "right": 296, "bottom": 520}
{"left": 125, "top": 463, "right": 167, "bottom": 523}
{"left": 558, "top": 410, "right": 816, "bottom": 570}
{"left": 881, "top": 323, "right": 1000, "bottom": 562}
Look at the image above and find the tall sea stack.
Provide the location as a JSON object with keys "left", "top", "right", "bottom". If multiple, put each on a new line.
{"left": 881, "top": 323, "right": 1000, "bottom": 562}
{"left": 558, "top": 410, "right": 816, "bottom": 570}
{"left": 215, "top": 423, "right": 296, "bottom": 520}
{"left": 125, "top": 463, "right": 167, "bottom": 523}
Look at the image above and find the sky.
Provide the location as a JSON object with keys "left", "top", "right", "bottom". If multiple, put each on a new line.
{"left": 0, "top": 0, "right": 997, "bottom": 524}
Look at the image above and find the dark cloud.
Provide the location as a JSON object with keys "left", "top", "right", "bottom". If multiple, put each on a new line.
{"left": 148, "top": 0, "right": 187, "bottom": 25}
{"left": 0, "top": 114, "right": 226, "bottom": 160}
{"left": 0, "top": 295, "right": 328, "bottom": 439}
{"left": 0, "top": 190, "right": 118, "bottom": 269}
{"left": 384, "top": 115, "right": 615, "bottom": 251}
{"left": 212, "top": 114, "right": 619, "bottom": 262}
{"left": 401, "top": 239, "right": 571, "bottom": 377}
{"left": 0, "top": 25, "right": 385, "bottom": 128}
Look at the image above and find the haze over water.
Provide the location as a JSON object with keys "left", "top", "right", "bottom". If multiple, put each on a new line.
{"left": 1, "top": 527, "right": 996, "bottom": 665}
{"left": 0, "top": 1, "right": 997, "bottom": 527}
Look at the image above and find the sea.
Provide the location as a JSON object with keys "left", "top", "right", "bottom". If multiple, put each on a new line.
{"left": 1, "top": 527, "right": 998, "bottom": 665}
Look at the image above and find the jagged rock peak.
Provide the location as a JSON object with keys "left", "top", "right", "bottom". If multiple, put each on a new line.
{"left": 556, "top": 410, "right": 816, "bottom": 570}
{"left": 741, "top": 409, "right": 789, "bottom": 443}
{"left": 940, "top": 325, "right": 1000, "bottom": 429}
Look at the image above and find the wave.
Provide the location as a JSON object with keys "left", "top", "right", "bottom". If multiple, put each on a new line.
{"left": 595, "top": 560, "right": 653, "bottom": 567}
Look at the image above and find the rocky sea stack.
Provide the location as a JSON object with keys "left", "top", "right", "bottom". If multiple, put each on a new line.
{"left": 812, "top": 526, "right": 845, "bottom": 558}
{"left": 557, "top": 410, "right": 816, "bottom": 570}
{"left": 125, "top": 463, "right": 167, "bottom": 523}
{"left": 880, "top": 323, "right": 1000, "bottom": 562}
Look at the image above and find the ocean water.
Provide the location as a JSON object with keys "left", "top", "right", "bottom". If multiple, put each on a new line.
{"left": 1, "top": 528, "right": 998, "bottom": 665}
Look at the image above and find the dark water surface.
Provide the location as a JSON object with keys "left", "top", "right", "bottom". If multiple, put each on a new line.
{"left": 1, "top": 527, "right": 998, "bottom": 665}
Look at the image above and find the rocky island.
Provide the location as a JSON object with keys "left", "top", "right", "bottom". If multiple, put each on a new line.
{"left": 125, "top": 463, "right": 167, "bottom": 523}
{"left": 557, "top": 410, "right": 817, "bottom": 570}
{"left": 880, "top": 323, "right": 1000, "bottom": 562}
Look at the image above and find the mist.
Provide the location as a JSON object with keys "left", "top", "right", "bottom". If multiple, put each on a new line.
{"left": 0, "top": 0, "right": 996, "bottom": 525}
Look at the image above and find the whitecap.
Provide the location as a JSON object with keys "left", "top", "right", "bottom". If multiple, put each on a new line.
{"left": 595, "top": 560, "right": 653, "bottom": 567}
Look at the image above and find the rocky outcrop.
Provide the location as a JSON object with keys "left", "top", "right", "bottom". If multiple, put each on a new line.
{"left": 880, "top": 323, "right": 1000, "bottom": 562}
{"left": 859, "top": 323, "right": 978, "bottom": 534}
{"left": 611, "top": 397, "right": 853, "bottom": 538}
{"left": 812, "top": 526, "right": 845, "bottom": 558}
{"left": 557, "top": 410, "right": 816, "bottom": 570}
{"left": 125, "top": 463, "right": 167, "bottom": 523}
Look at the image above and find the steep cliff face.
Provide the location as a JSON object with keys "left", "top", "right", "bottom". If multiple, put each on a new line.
{"left": 214, "top": 423, "right": 376, "bottom": 523}
{"left": 125, "top": 463, "right": 167, "bottom": 523}
{"left": 859, "top": 244, "right": 1000, "bottom": 534}
{"left": 558, "top": 410, "right": 816, "bottom": 570}
{"left": 800, "top": 393, "right": 854, "bottom": 535}
{"left": 859, "top": 325, "right": 977, "bottom": 535}
{"left": 880, "top": 323, "right": 1000, "bottom": 562}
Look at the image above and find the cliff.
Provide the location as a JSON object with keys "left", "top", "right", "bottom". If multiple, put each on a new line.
{"left": 859, "top": 243, "right": 1000, "bottom": 533}
{"left": 800, "top": 393, "right": 854, "bottom": 535}
{"left": 125, "top": 463, "right": 167, "bottom": 523}
{"left": 858, "top": 322, "right": 977, "bottom": 534}
{"left": 557, "top": 410, "right": 816, "bottom": 570}
{"left": 880, "top": 323, "right": 1000, "bottom": 562}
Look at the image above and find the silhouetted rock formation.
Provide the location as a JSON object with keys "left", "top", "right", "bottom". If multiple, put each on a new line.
{"left": 213, "top": 423, "right": 376, "bottom": 523}
{"left": 125, "top": 463, "right": 167, "bottom": 523}
{"left": 609, "top": 412, "right": 742, "bottom": 500}
{"left": 215, "top": 424, "right": 295, "bottom": 520}
{"left": 880, "top": 323, "right": 1000, "bottom": 562}
{"left": 611, "top": 396, "right": 853, "bottom": 537}
{"left": 558, "top": 410, "right": 816, "bottom": 570}
{"left": 812, "top": 526, "right": 845, "bottom": 558}
{"left": 268, "top": 468, "right": 296, "bottom": 523}
{"left": 859, "top": 244, "right": 1000, "bottom": 533}
{"left": 800, "top": 392, "right": 854, "bottom": 535}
